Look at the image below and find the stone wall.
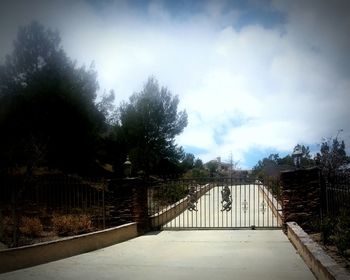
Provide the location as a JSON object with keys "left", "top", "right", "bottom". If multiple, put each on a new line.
{"left": 281, "top": 167, "right": 321, "bottom": 232}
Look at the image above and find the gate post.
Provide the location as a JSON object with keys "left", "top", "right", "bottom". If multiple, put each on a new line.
{"left": 280, "top": 167, "right": 321, "bottom": 232}
{"left": 108, "top": 178, "right": 149, "bottom": 234}
{"left": 130, "top": 178, "right": 149, "bottom": 234}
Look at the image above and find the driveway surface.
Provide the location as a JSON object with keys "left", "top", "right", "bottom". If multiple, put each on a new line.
{"left": 0, "top": 230, "right": 315, "bottom": 280}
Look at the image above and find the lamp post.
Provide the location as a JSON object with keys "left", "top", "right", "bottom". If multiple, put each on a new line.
{"left": 292, "top": 144, "right": 303, "bottom": 168}
{"left": 123, "top": 156, "right": 132, "bottom": 178}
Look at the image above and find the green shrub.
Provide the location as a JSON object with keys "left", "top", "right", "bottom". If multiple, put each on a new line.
{"left": 159, "top": 182, "right": 188, "bottom": 204}
{"left": 320, "top": 216, "right": 335, "bottom": 245}
{"left": 333, "top": 209, "right": 350, "bottom": 255}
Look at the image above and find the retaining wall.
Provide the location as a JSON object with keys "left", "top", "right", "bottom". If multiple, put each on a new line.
{"left": 0, "top": 222, "right": 137, "bottom": 273}
{"left": 287, "top": 222, "right": 350, "bottom": 280}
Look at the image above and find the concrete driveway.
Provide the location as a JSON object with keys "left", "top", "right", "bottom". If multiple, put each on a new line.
{"left": 0, "top": 230, "right": 314, "bottom": 280}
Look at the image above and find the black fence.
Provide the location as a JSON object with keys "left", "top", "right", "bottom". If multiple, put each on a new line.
{"left": 0, "top": 175, "right": 138, "bottom": 247}
{"left": 321, "top": 172, "right": 350, "bottom": 218}
{"left": 0, "top": 175, "right": 108, "bottom": 221}
{"left": 0, "top": 174, "right": 284, "bottom": 247}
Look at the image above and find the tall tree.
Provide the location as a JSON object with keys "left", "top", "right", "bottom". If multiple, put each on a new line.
{"left": 119, "top": 77, "right": 187, "bottom": 174}
{"left": 206, "top": 160, "right": 219, "bottom": 177}
{"left": 180, "top": 153, "right": 195, "bottom": 172}
{"left": 252, "top": 154, "right": 280, "bottom": 179}
{"left": 0, "top": 22, "right": 105, "bottom": 174}
{"left": 194, "top": 158, "right": 203, "bottom": 169}
{"left": 316, "top": 134, "right": 348, "bottom": 175}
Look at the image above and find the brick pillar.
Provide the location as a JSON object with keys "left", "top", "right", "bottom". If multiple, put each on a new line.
{"left": 130, "top": 178, "right": 149, "bottom": 234}
{"left": 108, "top": 178, "right": 149, "bottom": 233}
{"left": 281, "top": 167, "right": 321, "bottom": 232}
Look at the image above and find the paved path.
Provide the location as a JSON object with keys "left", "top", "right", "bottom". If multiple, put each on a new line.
{"left": 0, "top": 230, "right": 315, "bottom": 280}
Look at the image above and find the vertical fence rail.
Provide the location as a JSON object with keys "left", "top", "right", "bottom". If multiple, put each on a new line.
{"left": 0, "top": 175, "right": 115, "bottom": 247}
{"left": 321, "top": 172, "right": 350, "bottom": 218}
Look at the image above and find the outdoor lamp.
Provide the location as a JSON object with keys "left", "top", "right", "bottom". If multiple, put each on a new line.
{"left": 123, "top": 156, "right": 132, "bottom": 178}
{"left": 292, "top": 144, "right": 303, "bottom": 168}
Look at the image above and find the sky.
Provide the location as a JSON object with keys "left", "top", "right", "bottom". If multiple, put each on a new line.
{"left": 1, "top": 0, "right": 350, "bottom": 169}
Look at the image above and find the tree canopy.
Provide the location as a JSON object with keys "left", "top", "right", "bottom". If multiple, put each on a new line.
{"left": 180, "top": 153, "right": 195, "bottom": 172}
{"left": 0, "top": 22, "right": 191, "bottom": 177}
{"left": 316, "top": 136, "right": 349, "bottom": 175}
{"left": 0, "top": 21, "right": 105, "bottom": 174}
{"left": 119, "top": 77, "right": 188, "bottom": 175}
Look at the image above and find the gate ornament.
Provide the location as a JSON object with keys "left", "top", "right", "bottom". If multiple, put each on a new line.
{"left": 260, "top": 201, "right": 266, "bottom": 214}
{"left": 221, "top": 186, "right": 232, "bottom": 211}
{"left": 242, "top": 199, "right": 248, "bottom": 212}
{"left": 187, "top": 186, "right": 198, "bottom": 211}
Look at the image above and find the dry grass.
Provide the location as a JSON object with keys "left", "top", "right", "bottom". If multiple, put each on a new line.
{"left": 52, "top": 213, "right": 93, "bottom": 236}
{"left": 19, "top": 217, "right": 43, "bottom": 237}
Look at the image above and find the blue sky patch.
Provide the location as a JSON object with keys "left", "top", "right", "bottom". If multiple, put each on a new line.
{"left": 183, "top": 146, "right": 209, "bottom": 156}
{"left": 213, "top": 116, "right": 250, "bottom": 145}
{"left": 243, "top": 147, "right": 288, "bottom": 169}
{"left": 234, "top": 8, "right": 286, "bottom": 31}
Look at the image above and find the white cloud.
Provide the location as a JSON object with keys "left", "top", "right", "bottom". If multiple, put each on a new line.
{"left": 1, "top": 0, "right": 349, "bottom": 168}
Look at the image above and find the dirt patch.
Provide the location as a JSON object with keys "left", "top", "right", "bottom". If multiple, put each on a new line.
{"left": 0, "top": 231, "right": 62, "bottom": 249}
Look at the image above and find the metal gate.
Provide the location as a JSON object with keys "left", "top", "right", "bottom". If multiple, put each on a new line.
{"left": 148, "top": 177, "right": 282, "bottom": 229}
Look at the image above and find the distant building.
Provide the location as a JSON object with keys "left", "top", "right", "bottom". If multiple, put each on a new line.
{"left": 205, "top": 156, "right": 251, "bottom": 178}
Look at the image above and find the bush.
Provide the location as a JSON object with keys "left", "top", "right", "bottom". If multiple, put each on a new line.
{"left": 52, "top": 214, "right": 93, "bottom": 236}
{"left": 320, "top": 216, "right": 335, "bottom": 245}
{"left": 1, "top": 216, "right": 14, "bottom": 237}
{"left": 159, "top": 182, "right": 188, "bottom": 204}
{"left": 19, "top": 217, "right": 43, "bottom": 237}
{"left": 333, "top": 209, "right": 350, "bottom": 255}
{"left": 182, "top": 168, "right": 209, "bottom": 180}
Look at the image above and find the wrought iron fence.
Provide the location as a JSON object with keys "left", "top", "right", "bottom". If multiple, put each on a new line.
{"left": 321, "top": 172, "right": 350, "bottom": 218}
{"left": 0, "top": 175, "right": 107, "bottom": 216}
{"left": 0, "top": 175, "right": 118, "bottom": 247}
{"left": 0, "top": 173, "right": 286, "bottom": 247}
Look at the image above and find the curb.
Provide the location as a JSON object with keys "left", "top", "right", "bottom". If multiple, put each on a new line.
{"left": 287, "top": 222, "right": 350, "bottom": 280}
{"left": 0, "top": 222, "right": 138, "bottom": 274}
